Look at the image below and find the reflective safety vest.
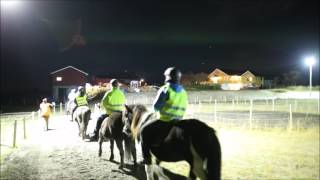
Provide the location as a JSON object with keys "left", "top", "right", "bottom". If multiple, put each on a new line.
{"left": 102, "top": 88, "right": 125, "bottom": 114}
{"left": 160, "top": 85, "right": 188, "bottom": 121}
{"left": 76, "top": 95, "right": 88, "bottom": 106}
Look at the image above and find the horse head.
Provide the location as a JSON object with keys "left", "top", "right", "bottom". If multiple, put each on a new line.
{"left": 123, "top": 104, "right": 148, "bottom": 140}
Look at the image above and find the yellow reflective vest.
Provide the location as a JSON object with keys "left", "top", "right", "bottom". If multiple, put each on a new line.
{"left": 159, "top": 85, "right": 188, "bottom": 121}
{"left": 102, "top": 87, "right": 125, "bottom": 114}
{"left": 75, "top": 95, "right": 88, "bottom": 106}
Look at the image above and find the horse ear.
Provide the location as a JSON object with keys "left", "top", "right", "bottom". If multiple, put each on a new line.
{"left": 125, "top": 104, "right": 131, "bottom": 112}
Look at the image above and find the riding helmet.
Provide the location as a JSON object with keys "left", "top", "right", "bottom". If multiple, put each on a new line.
{"left": 164, "top": 67, "right": 182, "bottom": 83}
{"left": 110, "top": 79, "right": 119, "bottom": 87}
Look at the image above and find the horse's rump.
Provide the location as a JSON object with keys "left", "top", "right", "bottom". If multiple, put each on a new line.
{"left": 98, "top": 111, "right": 136, "bottom": 167}
{"left": 101, "top": 112, "right": 124, "bottom": 138}
{"left": 74, "top": 106, "right": 91, "bottom": 122}
{"left": 74, "top": 106, "right": 91, "bottom": 139}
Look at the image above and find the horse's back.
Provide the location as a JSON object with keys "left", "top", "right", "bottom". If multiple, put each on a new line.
{"left": 175, "top": 119, "right": 220, "bottom": 154}
{"left": 101, "top": 112, "right": 124, "bottom": 139}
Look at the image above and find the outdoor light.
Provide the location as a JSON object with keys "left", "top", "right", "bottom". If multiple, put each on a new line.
{"left": 304, "top": 56, "right": 317, "bottom": 96}
{"left": 56, "top": 77, "right": 62, "bottom": 81}
{"left": 305, "top": 56, "right": 316, "bottom": 66}
{"left": 1, "top": 0, "right": 21, "bottom": 9}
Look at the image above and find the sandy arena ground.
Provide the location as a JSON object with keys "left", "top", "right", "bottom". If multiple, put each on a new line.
{"left": 0, "top": 115, "right": 187, "bottom": 180}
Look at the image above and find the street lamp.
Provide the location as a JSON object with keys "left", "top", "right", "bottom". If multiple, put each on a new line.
{"left": 304, "top": 56, "right": 316, "bottom": 95}
{"left": 1, "top": 0, "right": 21, "bottom": 9}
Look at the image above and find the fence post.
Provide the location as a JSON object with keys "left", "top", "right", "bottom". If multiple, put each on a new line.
{"left": 232, "top": 99, "right": 235, "bottom": 110}
{"left": 272, "top": 98, "right": 275, "bottom": 111}
{"left": 249, "top": 99, "right": 253, "bottom": 130}
{"left": 60, "top": 102, "right": 63, "bottom": 114}
{"left": 13, "top": 120, "right": 17, "bottom": 148}
{"left": 53, "top": 104, "right": 56, "bottom": 115}
{"left": 23, "top": 118, "right": 26, "bottom": 139}
{"left": 317, "top": 99, "right": 320, "bottom": 113}
{"left": 214, "top": 99, "right": 217, "bottom": 125}
{"left": 288, "top": 104, "right": 293, "bottom": 132}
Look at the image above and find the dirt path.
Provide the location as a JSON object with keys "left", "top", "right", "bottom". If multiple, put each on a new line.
{"left": 1, "top": 115, "right": 146, "bottom": 180}
{"left": 1, "top": 115, "right": 187, "bottom": 180}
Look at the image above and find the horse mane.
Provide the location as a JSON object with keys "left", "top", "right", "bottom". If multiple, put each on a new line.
{"left": 131, "top": 104, "right": 148, "bottom": 140}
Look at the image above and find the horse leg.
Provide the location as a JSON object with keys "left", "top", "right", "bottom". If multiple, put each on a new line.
{"left": 98, "top": 135, "right": 103, "bottom": 157}
{"left": 109, "top": 139, "right": 114, "bottom": 161}
{"left": 131, "top": 141, "right": 137, "bottom": 166}
{"left": 115, "top": 139, "right": 124, "bottom": 169}
{"left": 80, "top": 122, "right": 85, "bottom": 140}
{"left": 145, "top": 164, "right": 155, "bottom": 180}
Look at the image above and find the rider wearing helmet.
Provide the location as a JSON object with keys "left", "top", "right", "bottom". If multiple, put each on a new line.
{"left": 140, "top": 67, "right": 188, "bottom": 164}
{"left": 71, "top": 86, "right": 89, "bottom": 121}
{"left": 90, "top": 79, "right": 126, "bottom": 141}
{"left": 153, "top": 67, "right": 188, "bottom": 121}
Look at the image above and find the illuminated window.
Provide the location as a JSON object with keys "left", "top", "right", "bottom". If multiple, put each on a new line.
{"left": 210, "top": 76, "right": 221, "bottom": 83}
{"left": 56, "top": 77, "right": 62, "bottom": 81}
{"left": 230, "top": 76, "right": 241, "bottom": 82}
{"left": 249, "top": 77, "right": 253, "bottom": 81}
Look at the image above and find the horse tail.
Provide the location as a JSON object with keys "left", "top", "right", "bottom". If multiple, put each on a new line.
{"left": 124, "top": 135, "right": 132, "bottom": 161}
{"left": 206, "top": 128, "right": 221, "bottom": 180}
{"left": 80, "top": 107, "right": 91, "bottom": 139}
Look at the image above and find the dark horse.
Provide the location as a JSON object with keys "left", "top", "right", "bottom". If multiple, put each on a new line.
{"left": 123, "top": 104, "right": 221, "bottom": 180}
{"left": 73, "top": 106, "right": 91, "bottom": 140}
{"left": 98, "top": 111, "right": 137, "bottom": 169}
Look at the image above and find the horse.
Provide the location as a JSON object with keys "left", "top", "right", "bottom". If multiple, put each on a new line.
{"left": 123, "top": 104, "right": 221, "bottom": 180}
{"left": 98, "top": 111, "right": 137, "bottom": 169}
{"left": 73, "top": 106, "right": 91, "bottom": 140}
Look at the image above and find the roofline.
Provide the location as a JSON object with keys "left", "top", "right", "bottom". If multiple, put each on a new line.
{"left": 241, "top": 70, "right": 255, "bottom": 76}
{"left": 50, "top": 66, "right": 88, "bottom": 76}
{"left": 209, "top": 68, "right": 229, "bottom": 77}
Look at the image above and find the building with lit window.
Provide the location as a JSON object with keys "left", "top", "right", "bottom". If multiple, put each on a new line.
{"left": 208, "top": 68, "right": 263, "bottom": 90}
{"left": 50, "top": 66, "right": 88, "bottom": 102}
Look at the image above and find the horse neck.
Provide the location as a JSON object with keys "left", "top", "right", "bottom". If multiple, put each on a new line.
{"left": 132, "top": 110, "right": 155, "bottom": 139}
{"left": 137, "top": 111, "right": 154, "bottom": 128}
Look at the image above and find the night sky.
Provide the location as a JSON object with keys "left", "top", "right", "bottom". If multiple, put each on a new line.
{"left": 1, "top": 0, "right": 319, "bottom": 94}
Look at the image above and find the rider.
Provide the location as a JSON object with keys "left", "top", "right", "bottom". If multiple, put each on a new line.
{"left": 71, "top": 86, "right": 89, "bottom": 121}
{"left": 140, "top": 67, "right": 188, "bottom": 164}
{"left": 153, "top": 67, "right": 188, "bottom": 121}
{"left": 40, "top": 98, "right": 53, "bottom": 131}
{"left": 90, "top": 79, "right": 126, "bottom": 141}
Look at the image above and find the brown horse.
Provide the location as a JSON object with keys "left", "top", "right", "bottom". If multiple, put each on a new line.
{"left": 73, "top": 106, "right": 91, "bottom": 140}
{"left": 123, "top": 104, "right": 221, "bottom": 180}
{"left": 98, "top": 111, "right": 137, "bottom": 169}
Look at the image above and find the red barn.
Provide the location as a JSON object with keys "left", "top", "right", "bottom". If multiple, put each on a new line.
{"left": 50, "top": 66, "right": 88, "bottom": 102}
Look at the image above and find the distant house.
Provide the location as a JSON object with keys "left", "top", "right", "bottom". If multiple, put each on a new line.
{"left": 208, "top": 68, "right": 263, "bottom": 90}
{"left": 50, "top": 66, "right": 88, "bottom": 102}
